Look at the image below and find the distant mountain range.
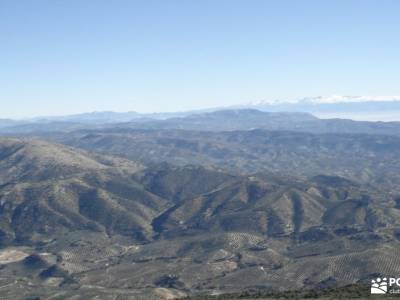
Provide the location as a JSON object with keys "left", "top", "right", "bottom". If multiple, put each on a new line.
{"left": 2, "top": 96, "right": 400, "bottom": 128}
{"left": 30, "top": 110, "right": 197, "bottom": 123}
{"left": 2, "top": 109, "right": 400, "bottom": 137}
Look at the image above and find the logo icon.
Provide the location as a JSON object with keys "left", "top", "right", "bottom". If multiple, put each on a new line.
{"left": 371, "top": 277, "right": 388, "bottom": 294}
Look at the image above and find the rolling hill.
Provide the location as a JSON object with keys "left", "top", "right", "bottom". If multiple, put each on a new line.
{"left": 1, "top": 138, "right": 400, "bottom": 298}
{"left": 40, "top": 128, "right": 400, "bottom": 192}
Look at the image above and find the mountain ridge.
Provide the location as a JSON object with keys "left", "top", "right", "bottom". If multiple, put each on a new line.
{"left": 3, "top": 96, "right": 400, "bottom": 125}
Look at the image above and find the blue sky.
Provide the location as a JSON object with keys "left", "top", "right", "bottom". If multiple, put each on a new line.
{"left": 1, "top": 0, "right": 400, "bottom": 118}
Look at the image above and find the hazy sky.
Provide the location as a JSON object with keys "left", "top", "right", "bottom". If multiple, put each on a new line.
{"left": 1, "top": 0, "right": 400, "bottom": 118}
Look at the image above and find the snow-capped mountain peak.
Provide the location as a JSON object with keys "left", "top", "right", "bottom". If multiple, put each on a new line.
{"left": 249, "top": 96, "right": 400, "bottom": 106}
